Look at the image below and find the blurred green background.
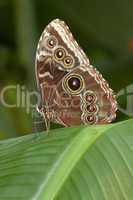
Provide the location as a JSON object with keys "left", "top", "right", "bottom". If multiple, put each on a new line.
{"left": 0, "top": 0, "right": 133, "bottom": 139}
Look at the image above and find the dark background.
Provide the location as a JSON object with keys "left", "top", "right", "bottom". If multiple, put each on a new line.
{"left": 0, "top": 0, "right": 133, "bottom": 139}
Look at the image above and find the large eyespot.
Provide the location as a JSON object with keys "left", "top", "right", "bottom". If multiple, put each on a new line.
{"left": 54, "top": 48, "right": 66, "bottom": 61}
{"left": 81, "top": 114, "right": 98, "bottom": 125}
{"left": 63, "top": 56, "right": 73, "bottom": 68}
{"left": 47, "top": 36, "right": 57, "bottom": 48}
{"left": 63, "top": 74, "right": 84, "bottom": 95}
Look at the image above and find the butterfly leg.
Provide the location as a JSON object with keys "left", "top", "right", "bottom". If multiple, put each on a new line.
{"left": 36, "top": 104, "right": 51, "bottom": 134}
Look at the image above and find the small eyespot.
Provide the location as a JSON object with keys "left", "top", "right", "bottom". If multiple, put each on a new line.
{"left": 63, "top": 74, "right": 84, "bottom": 95}
{"left": 63, "top": 56, "right": 73, "bottom": 67}
{"left": 47, "top": 36, "right": 57, "bottom": 48}
{"left": 86, "top": 104, "right": 98, "bottom": 113}
{"left": 84, "top": 91, "right": 97, "bottom": 104}
{"left": 54, "top": 48, "right": 66, "bottom": 61}
{"left": 86, "top": 115, "right": 96, "bottom": 124}
{"left": 86, "top": 94, "right": 95, "bottom": 103}
{"left": 81, "top": 114, "right": 98, "bottom": 125}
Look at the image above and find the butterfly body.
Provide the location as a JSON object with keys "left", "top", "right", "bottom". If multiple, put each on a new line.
{"left": 35, "top": 19, "right": 117, "bottom": 128}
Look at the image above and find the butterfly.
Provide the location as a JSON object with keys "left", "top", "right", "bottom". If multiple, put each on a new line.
{"left": 35, "top": 19, "right": 117, "bottom": 131}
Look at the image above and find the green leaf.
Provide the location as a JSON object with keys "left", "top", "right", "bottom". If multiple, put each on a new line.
{"left": 0, "top": 119, "right": 133, "bottom": 200}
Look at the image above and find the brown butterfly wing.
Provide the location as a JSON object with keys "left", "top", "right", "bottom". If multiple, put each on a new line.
{"left": 35, "top": 19, "right": 82, "bottom": 109}
{"left": 51, "top": 66, "right": 116, "bottom": 126}
{"left": 35, "top": 19, "right": 117, "bottom": 128}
